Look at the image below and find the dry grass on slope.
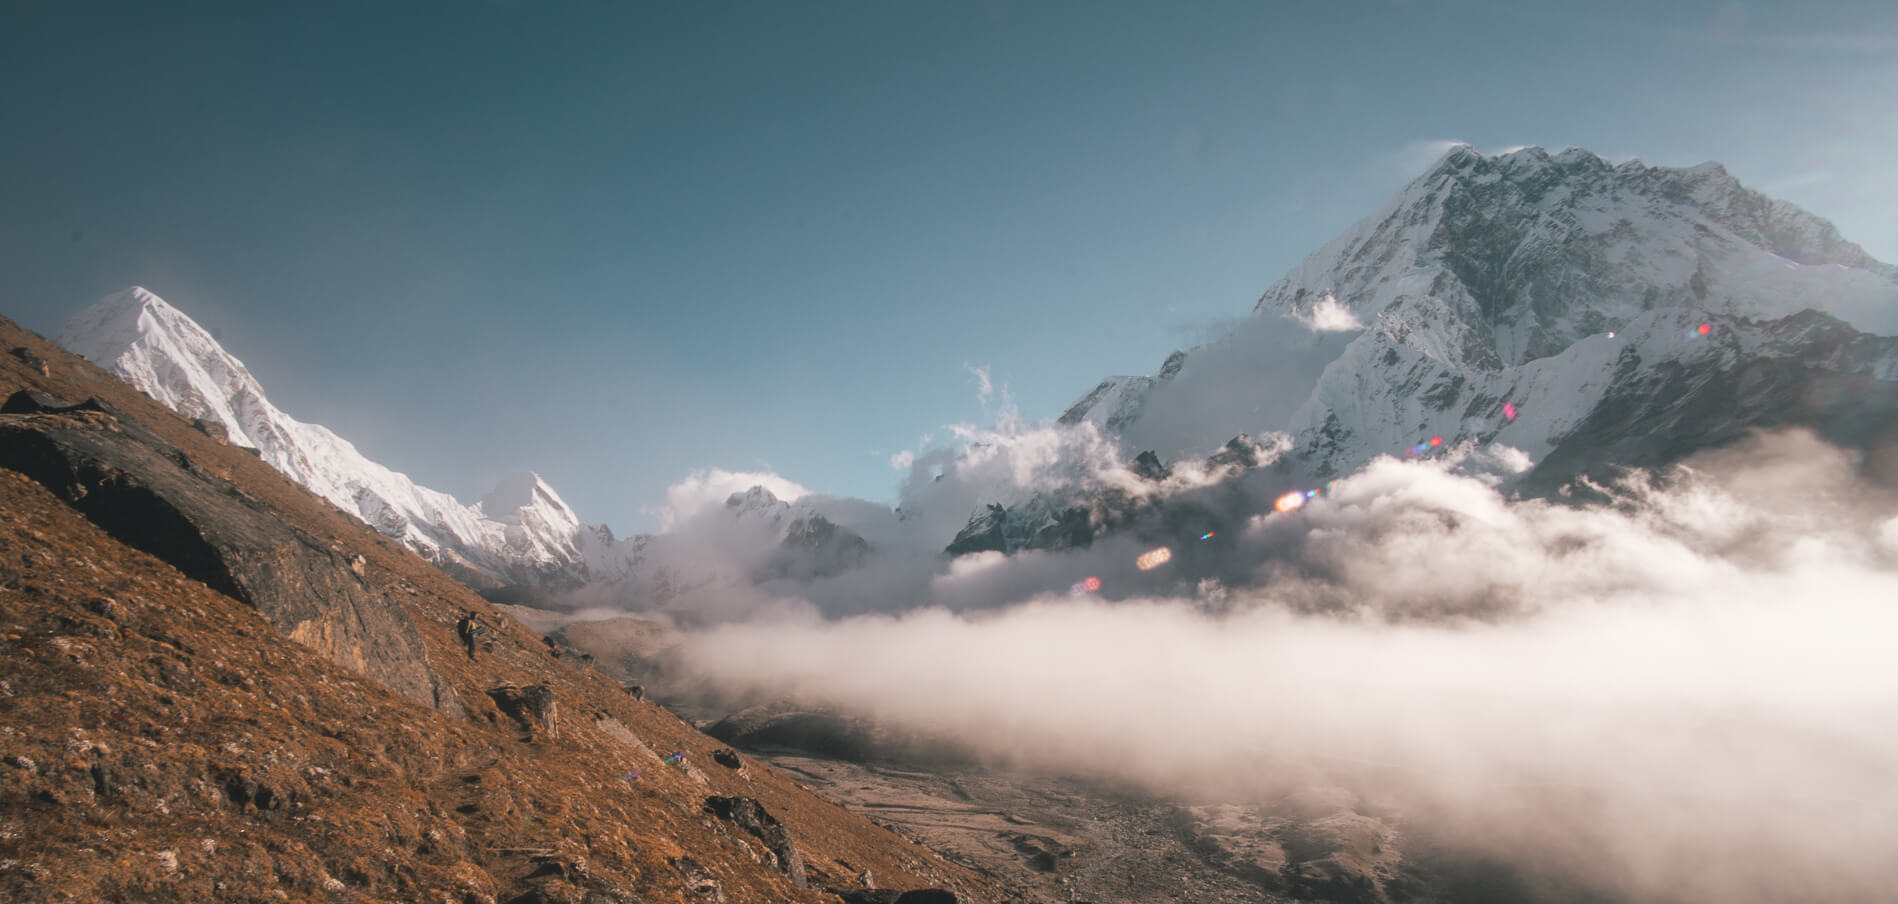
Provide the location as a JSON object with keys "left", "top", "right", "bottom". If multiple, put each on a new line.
{"left": 0, "top": 315, "right": 996, "bottom": 904}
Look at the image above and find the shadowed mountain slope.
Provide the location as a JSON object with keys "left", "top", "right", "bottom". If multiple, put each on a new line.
{"left": 0, "top": 314, "right": 994, "bottom": 904}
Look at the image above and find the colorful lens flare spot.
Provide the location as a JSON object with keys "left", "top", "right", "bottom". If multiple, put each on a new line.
{"left": 1069, "top": 581, "right": 1088, "bottom": 596}
{"left": 1429, "top": 436, "right": 1443, "bottom": 447}
{"left": 1083, "top": 576, "right": 1102, "bottom": 592}
{"left": 1697, "top": 323, "right": 1712, "bottom": 336}
{"left": 1135, "top": 547, "right": 1173, "bottom": 571}
{"left": 1274, "top": 491, "right": 1306, "bottom": 512}
{"left": 1503, "top": 402, "right": 1517, "bottom": 420}
{"left": 1198, "top": 531, "right": 1216, "bottom": 541}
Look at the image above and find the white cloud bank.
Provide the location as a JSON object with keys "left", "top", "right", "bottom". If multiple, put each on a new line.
{"left": 676, "top": 430, "right": 1898, "bottom": 902}
{"left": 649, "top": 467, "right": 811, "bottom": 532}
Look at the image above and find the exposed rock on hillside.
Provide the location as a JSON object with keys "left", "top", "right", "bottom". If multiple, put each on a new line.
{"left": 0, "top": 314, "right": 997, "bottom": 904}
{"left": 0, "top": 392, "right": 460, "bottom": 715}
{"left": 704, "top": 795, "right": 807, "bottom": 886}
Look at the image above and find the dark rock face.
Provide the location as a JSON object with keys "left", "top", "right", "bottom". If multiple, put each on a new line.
{"left": 190, "top": 417, "right": 229, "bottom": 444}
{"left": 1130, "top": 450, "right": 1171, "bottom": 482}
{"left": 8, "top": 347, "right": 49, "bottom": 376}
{"left": 944, "top": 504, "right": 1008, "bottom": 557}
{"left": 1205, "top": 433, "right": 1268, "bottom": 472}
{"left": 945, "top": 502, "right": 1094, "bottom": 558}
{"left": 703, "top": 796, "right": 806, "bottom": 887}
{"left": 488, "top": 684, "right": 559, "bottom": 739}
{"left": 1029, "top": 506, "right": 1092, "bottom": 552}
{"left": 711, "top": 748, "right": 742, "bottom": 769}
{"left": 1526, "top": 311, "right": 1898, "bottom": 495}
{"left": 760, "top": 514, "right": 871, "bottom": 580}
{"left": 1059, "top": 379, "right": 1119, "bottom": 426}
{"left": 2, "top": 389, "right": 107, "bottom": 415}
{"left": 834, "top": 890, "right": 902, "bottom": 904}
{"left": 893, "top": 890, "right": 960, "bottom": 904}
{"left": 0, "top": 402, "right": 461, "bottom": 716}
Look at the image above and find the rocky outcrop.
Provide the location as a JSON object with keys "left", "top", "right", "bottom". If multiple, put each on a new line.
{"left": 833, "top": 891, "right": 902, "bottom": 904}
{"left": 1524, "top": 310, "right": 1898, "bottom": 495}
{"left": 8, "top": 346, "right": 49, "bottom": 376}
{"left": 487, "top": 684, "right": 560, "bottom": 739}
{"left": 1130, "top": 449, "right": 1171, "bottom": 482}
{"left": 944, "top": 501, "right": 1094, "bottom": 558}
{"left": 893, "top": 891, "right": 961, "bottom": 904}
{"left": 704, "top": 796, "right": 807, "bottom": 887}
{"left": 0, "top": 393, "right": 460, "bottom": 716}
{"left": 944, "top": 504, "right": 1009, "bottom": 557}
{"left": 0, "top": 313, "right": 1006, "bottom": 904}
{"left": 2, "top": 389, "right": 107, "bottom": 415}
{"left": 759, "top": 514, "right": 871, "bottom": 581}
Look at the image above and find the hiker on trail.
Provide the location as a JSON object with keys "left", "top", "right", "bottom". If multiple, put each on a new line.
{"left": 457, "top": 610, "right": 486, "bottom": 660}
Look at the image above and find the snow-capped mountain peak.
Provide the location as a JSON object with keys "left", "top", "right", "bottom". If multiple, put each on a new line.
{"left": 59, "top": 287, "right": 278, "bottom": 451}
{"left": 480, "top": 471, "right": 578, "bottom": 528}
{"left": 57, "top": 288, "right": 585, "bottom": 584}
{"left": 1064, "top": 145, "right": 1898, "bottom": 490}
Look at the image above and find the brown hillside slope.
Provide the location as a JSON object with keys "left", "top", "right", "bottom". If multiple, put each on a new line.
{"left": 0, "top": 315, "right": 997, "bottom": 904}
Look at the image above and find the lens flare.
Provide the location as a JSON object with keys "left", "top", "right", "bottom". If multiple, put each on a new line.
{"left": 1503, "top": 402, "right": 1517, "bottom": 421}
{"left": 1698, "top": 323, "right": 1712, "bottom": 336}
{"left": 1198, "top": 531, "right": 1215, "bottom": 541}
{"left": 1430, "top": 436, "right": 1443, "bottom": 447}
{"left": 1135, "top": 546, "right": 1173, "bottom": 571}
{"left": 1082, "top": 576, "right": 1102, "bottom": 592}
{"left": 1274, "top": 491, "right": 1306, "bottom": 512}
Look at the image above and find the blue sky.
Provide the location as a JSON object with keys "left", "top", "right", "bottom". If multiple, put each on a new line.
{"left": 4, "top": 1, "right": 1895, "bottom": 532}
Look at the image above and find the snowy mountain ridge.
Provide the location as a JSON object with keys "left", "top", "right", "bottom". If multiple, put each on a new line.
{"left": 56, "top": 289, "right": 863, "bottom": 604}
{"left": 58, "top": 287, "right": 589, "bottom": 583}
{"left": 1063, "top": 145, "right": 1898, "bottom": 488}
{"left": 53, "top": 145, "right": 1898, "bottom": 609}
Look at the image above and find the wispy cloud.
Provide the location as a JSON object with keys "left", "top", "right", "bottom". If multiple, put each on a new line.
{"left": 964, "top": 362, "right": 994, "bottom": 410}
{"left": 1389, "top": 139, "right": 1535, "bottom": 179}
{"left": 1762, "top": 169, "right": 1836, "bottom": 194}
{"left": 645, "top": 467, "right": 812, "bottom": 531}
{"left": 1297, "top": 292, "right": 1365, "bottom": 333}
{"left": 1391, "top": 138, "right": 1472, "bottom": 177}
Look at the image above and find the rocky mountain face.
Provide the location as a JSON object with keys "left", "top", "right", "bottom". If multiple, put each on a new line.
{"left": 0, "top": 316, "right": 995, "bottom": 904}
{"left": 51, "top": 150, "right": 1898, "bottom": 588}
{"left": 57, "top": 288, "right": 589, "bottom": 586}
{"left": 1039, "top": 146, "right": 1898, "bottom": 541}
{"left": 56, "top": 289, "right": 874, "bottom": 604}
{"left": 0, "top": 390, "right": 461, "bottom": 716}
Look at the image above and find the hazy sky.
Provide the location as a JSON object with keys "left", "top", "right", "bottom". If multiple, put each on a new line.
{"left": 4, "top": 0, "right": 1894, "bottom": 532}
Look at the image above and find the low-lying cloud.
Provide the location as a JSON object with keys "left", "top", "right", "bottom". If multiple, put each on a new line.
{"left": 648, "top": 467, "right": 811, "bottom": 531}
{"left": 672, "top": 430, "right": 1898, "bottom": 901}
